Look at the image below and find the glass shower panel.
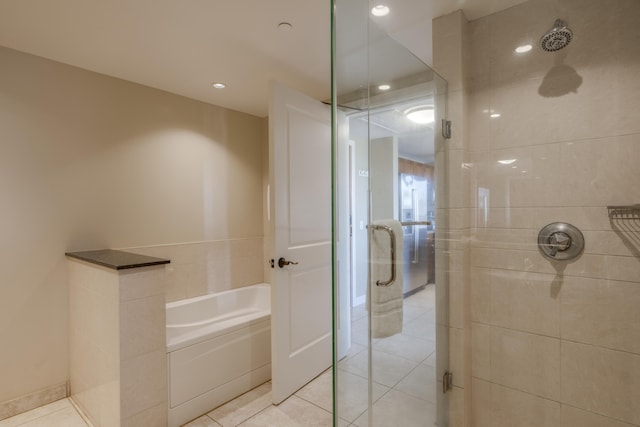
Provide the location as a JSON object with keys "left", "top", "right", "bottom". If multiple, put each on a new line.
{"left": 331, "top": 1, "right": 451, "bottom": 425}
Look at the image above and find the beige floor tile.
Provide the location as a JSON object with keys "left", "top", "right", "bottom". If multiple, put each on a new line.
{"left": 182, "top": 415, "right": 221, "bottom": 427}
{"left": 340, "top": 350, "right": 418, "bottom": 388}
{"left": 295, "top": 370, "right": 332, "bottom": 412}
{"left": 404, "top": 286, "right": 435, "bottom": 309}
{"left": 352, "top": 389, "right": 436, "bottom": 427}
{"left": 207, "top": 382, "right": 272, "bottom": 427}
{"left": 335, "top": 371, "right": 389, "bottom": 423}
{"left": 339, "top": 342, "right": 367, "bottom": 363}
{"left": 350, "top": 317, "right": 370, "bottom": 346}
{"left": 402, "top": 315, "right": 436, "bottom": 341}
{"left": 237, "top": 395, "right": 331, "bottom": 427}
{"left": 402, "top": 304, "right": 428, "bottom": 324}
{"left": 351, "top": 305, "right": 368, "bottom": 322}
{"left": 0, "top": 400, "right": 78, "bottom": 427}
{"left": 16, "top": 405, "right": 88, "bottom": 427}
{"left": 373, "top": 333, "right": 435, "bottom": 363}
{"left": 393, "top": 363, "right": 437, "bottom": 403}
{"left": 423, "top": 351, "right": 436, "bottom": 367}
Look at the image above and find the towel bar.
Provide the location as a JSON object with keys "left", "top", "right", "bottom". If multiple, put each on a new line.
{"left": 400, "top": 221, "right": 431, "bottom": 226}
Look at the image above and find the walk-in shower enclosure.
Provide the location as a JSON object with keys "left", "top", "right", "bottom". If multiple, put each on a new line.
{"left": 331, "top": 0, "right": 640, "bottom": 426}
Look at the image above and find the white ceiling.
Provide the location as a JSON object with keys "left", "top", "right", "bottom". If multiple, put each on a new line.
{"left": 0, "top": 0, "right": 526, "bottom": 118}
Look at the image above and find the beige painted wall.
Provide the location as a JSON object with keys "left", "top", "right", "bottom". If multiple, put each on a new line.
{"left": 0, "top": 45, "right": 266, "bottom": 403}
{"left": 435, "top": 1, "right": 640, "bottom": 426}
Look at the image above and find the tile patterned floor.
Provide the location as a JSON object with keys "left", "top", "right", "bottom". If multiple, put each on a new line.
{"left": 0, "top": 286, "right": 436, "bottom": 427}
{"left": 0, "top": 398, "right": 89, "bottom": 427}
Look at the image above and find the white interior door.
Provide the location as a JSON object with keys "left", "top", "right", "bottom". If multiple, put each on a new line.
{"left": 268, "top": 81, "right": 332, "bottom": 404}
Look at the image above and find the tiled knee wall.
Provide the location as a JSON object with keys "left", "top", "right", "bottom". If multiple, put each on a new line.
{"left": 126, "top": 237, "right": 265, "bottom": 303}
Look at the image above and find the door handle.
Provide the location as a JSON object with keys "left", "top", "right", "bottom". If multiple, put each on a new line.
{"left": 278, "top": 257, "right": 299, "bottom": 268}
{"left": 370, "top": 224, "right": 396, "bottom": 287}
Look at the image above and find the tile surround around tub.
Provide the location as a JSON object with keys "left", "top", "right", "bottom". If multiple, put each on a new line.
{"left": 126, "top": 238, "right": 265, "bottom": 303}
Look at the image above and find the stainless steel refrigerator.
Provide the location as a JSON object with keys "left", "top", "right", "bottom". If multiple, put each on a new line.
{"left": 399, "top": 173, "right": 435, "bottom": 295}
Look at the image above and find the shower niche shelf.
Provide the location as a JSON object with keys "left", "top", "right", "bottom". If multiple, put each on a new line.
{"left": 607, "top": 205, "right": 640, "bottom": 219}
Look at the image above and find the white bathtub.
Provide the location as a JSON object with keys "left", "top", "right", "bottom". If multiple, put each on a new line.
{"left": 166, "top": 284, "right": 271, "bottom": 427}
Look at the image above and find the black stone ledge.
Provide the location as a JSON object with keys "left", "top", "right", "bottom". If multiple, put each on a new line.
{"left": 65, "top": 249, "right": 170, "bottom": 271}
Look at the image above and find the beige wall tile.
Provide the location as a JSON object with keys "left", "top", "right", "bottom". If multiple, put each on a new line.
{"left": 129, "top": 238, "right": 265, "bottom": 303}
{"left": 561, "top": 341, "right": 640, "bottom": 425}
{"left": 449, "top": 269, "right": 465, "bottom": 330}
{"left": 470, "top": 268, "right": 491, "bottom": 324}
{"left": 119, "top": 294, "right": 166, "bottom": 361}
{"left": 604, "top": 255, "right": 640, "bottom": 283}
{"left": 471, "top": 246, "right": 607, "bottom": 281}
{"left": 435, "top": 324, "right": 450, "bottom": 380}
{"left": 118, "top": 266, "right": 166, "bottom": 301}
{"left": 473, "top": 228, "right": 538, "bottom": 252}
{"left": 121, "top": 402, "right": 168, "bottom": 427}
{"left": 481, "top": 207, "right": 606, "bottom": 231}
{"left": 471, "top": 322, "right": 490, "bottom": 381}
{"left": 461, "top": 2, "right": 640, "bottom": 427}
{"left": 433, "top": 11, "right": 467, "bottom": 92}
{"left": 491, "top": 327, "right": 560, "bottom": 400}
{"left": 471, "top": 378, "right": 491, "bottom": 427}
{"left": 490, "top": 270, "right": 560, "bottom": 337}
{"left": 120, "top": 349, "right": 167, "bottom": 420}
{"left": 491, "top": 383, "right": 560, "bottom": 427}
{"left": 450, "top": 327, "right": 465, "bottom": 388}
{"left": 561, "top": 404, "right": 637, "bottom": 427}
{"left": 583, "top": 230, "right": 640, "bottom": 258}
{"left": 448, "top": 386, "right": 466, "bottom": 427}
{"left": 561, "top": 277, "right": 640, "bottom": 354}
{"left": 447, "top": 149, "right": 472, "bottom": 210}
{"left": 446, "top": 89, "right": 467, "bottom": 151}
{"left": 448, "top": 208, "right": 472, "bottom": 230}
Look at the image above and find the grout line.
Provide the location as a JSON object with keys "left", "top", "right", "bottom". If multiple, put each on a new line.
{"left": 67, "top": 398, "right": 93, "bottom": 427}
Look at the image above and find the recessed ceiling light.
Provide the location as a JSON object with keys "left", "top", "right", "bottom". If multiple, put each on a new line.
{"left": 498, "top": 159, "right": 517, "bottom": 165}
{"left": 405, "top": 106, "right": 435, "bottom": 124}
{"left": 371, "top": 4, "right": 390, "bottom": 17}
{"left": 378, "top": 84, "right": 391, "bottom": 91}
{"left": 278, "top": 22, "right": 293, "bottom": 31}
{"left": 211, "top": 82, "right": 227, "bottom": 89}
{"left": 515, "top": 44, "right": 533, "bottom": 53}
{"left": 490, "top": 112, "right": 501, "bottom": 118}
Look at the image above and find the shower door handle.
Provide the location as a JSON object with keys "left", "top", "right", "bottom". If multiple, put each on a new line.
{"left": 370, "top": 224, "right": 396, "bottom": 287}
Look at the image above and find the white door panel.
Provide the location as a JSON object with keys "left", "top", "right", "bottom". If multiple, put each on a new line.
{"left": 269, "top": 81, "right": 332, "bottom": 404}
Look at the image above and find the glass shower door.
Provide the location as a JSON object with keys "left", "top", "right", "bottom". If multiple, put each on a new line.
{"left": 331, "top": 0, "right": 451, "bottom": 425}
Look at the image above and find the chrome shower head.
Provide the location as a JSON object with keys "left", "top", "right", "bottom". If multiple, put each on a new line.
{"left": 540, "top": 19, "right": 573, "bottom": 52}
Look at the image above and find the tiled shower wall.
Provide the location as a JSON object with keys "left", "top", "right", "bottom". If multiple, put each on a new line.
{"left": 127, "top": 238, "right": 264, "bottom": 303}
{"left": 457, "top": 0, "right": 640, "bottom": 426}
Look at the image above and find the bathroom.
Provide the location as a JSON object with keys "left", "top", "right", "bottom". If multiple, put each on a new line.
{"left": 1, "top": 0, "right": 640, "bottom": 426}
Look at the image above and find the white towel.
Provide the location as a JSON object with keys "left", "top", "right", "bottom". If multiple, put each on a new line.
{"left": 368, "top": 219, "right": 404, "bottom": 338}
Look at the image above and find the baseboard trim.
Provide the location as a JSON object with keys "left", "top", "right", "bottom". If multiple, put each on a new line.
{"left": 0, "top": 382, "right": 68, "bottom": 421}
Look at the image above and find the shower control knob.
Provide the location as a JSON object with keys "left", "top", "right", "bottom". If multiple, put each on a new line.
{"left": 549, "top": 232, "right": 571, "bottom": 256}
{"left": 537, "top": 222, "right": 584, "bottom": 261}
{"left": 278, "top": 257, "right": 299, "bottom": 268}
